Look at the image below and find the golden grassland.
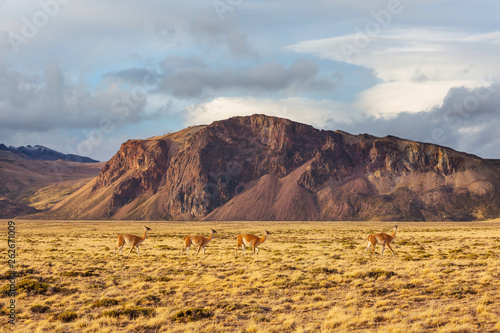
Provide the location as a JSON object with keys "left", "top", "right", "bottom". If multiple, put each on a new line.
{"left": 1, "top": 219, "right": 500, "bottom": 332}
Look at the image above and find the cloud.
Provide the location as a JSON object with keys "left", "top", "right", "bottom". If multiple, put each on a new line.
{"left": 355, "top": 80, "right": 489, "bottom": 117}
{"left": 327, "top": 84, "right": 500, "bottom": 159}
{"left": 185, "top": 96, "right": 350, "bottom": 129}
{"left": 287, "top": 29, "right": 500, "bottom": 116}
{"left": 184, "top": 83, "right": 500, "bottom": 159}
{"left": 103, "top": 67, "right": 160, "bottom": 86}
{"left": 152, "top": 57, "right": 336, "bottom": 98}
{"left": 1, "top": 0, "right": 499, "bottom": 161}
{"left": 0, "top": 64, "right": 151, "bottom": 132}
{"left": 188, "top": 14, "right": 257, "bottom": 58}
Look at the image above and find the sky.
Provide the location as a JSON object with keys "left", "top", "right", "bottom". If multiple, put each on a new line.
{"left": 0, "top": 0, "right": 499, "bottom": 161}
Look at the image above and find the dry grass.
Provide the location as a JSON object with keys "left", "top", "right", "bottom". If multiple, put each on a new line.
{"left": 1, "top": 219, "right": 500, "bottom": 332}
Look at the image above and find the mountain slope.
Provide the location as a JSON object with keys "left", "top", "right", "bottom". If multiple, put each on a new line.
{"left": 0, "top": 150, "right": 104, "bottom": 218}
{"left": 0, "top": 144, "right": 99, "bottom": 163}
{"left": 0, "top": 194, "right": 38, "bottom": 218}
{"left": 49, "top": 115, "right": 500, "bottom": 221}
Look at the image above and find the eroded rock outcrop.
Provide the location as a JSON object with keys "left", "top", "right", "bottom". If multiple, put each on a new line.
{"left": 50, "top": 114, "right": 500, "bottom": 221}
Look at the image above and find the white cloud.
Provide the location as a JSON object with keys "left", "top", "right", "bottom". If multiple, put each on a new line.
{"left": 185, "top": 96, "right": 351, "bottom": 129}
{"left": 287, "top": 29, "right": 500, "bottom": 117}
{"left": 1, "top": 0, "right": 499, "bottom": 160}
{"left": 457, "top": 125, "right": 483, "bottom": 135}
{"left": 0, "top": 64, "right": 150, "bottom": 131}
{"left": 356, "top": 80, "right": 488, "bottom": 117}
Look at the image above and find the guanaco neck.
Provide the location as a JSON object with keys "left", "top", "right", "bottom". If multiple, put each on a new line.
{"left": 260, "top": 234, "right": 267, "bottom": 243}
{"left": 142, "top": 229, "right": 148, "bottom": 240}
{"left": 391, "top": 227, "right": 397, "bottom": 239}
{"left": 207, "top": 231, "right": 213, "bottom": 242}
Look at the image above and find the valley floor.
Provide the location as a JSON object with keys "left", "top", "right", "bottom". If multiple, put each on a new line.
{"left": 1, "top": 219, "right": 499, "bottom": 332}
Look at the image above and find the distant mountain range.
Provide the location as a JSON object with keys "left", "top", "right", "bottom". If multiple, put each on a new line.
{"left": 0, "top": 145, "right": 103, "bottom": 219}
{"left": 46, "top": 114, "right": 500, "bottom": 221}
{"left": 0, "top": 144, "right": 99, "bottom": 163}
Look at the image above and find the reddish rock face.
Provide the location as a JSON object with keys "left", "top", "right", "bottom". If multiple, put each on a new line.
{"left": 92, "top": 139, "right": 169, "bottom": 215}
{"left": 51, "top": 114, "right": 500, "bottom": 221}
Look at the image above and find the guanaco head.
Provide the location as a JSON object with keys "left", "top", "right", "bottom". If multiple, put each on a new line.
{"left": 265, "top": 229, "right": 271, "bottom": 235}
{"left": 211, "top": 228, "right": 217, "bottom": 234}
{"left": 144, "top": 226, "right": 152, "bottom": 231}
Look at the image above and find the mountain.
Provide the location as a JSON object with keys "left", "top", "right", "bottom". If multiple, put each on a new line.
{"left": 0, "top": 144, "right": 99, "bottom": 163}
{"left": 0, "top": 195, "right": 38, "bottom": 218}
{"left": 48, "top": 115, "right": 500, "bottom": 221}
{"left": 0, "top": 150, "right": 104, "bottom": 218}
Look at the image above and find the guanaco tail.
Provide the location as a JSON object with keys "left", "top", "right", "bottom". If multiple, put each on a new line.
{"left": 181, "top": 228, "right": 217, "bottom": 256}
{"left": 114, "top": 226, "right": 151, "bottom": 256}
{"left": 235, "top": 229, "right": 271, "bottom": 256}
{"left": 363, "top": 225, "right": 398, "bottom": 257}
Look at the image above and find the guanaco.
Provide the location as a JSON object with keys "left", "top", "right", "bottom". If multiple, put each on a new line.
{"left": 181, "top": 228, "right": 217, "bottom": 256}
{"left": 364, "top": 225, "right": 398, "bottom": 257}
{"left": 235, "top": 230, "right": 271, "bottom": 256}
{"left": 114, "top": 226, "right": 152, "bottom": 256}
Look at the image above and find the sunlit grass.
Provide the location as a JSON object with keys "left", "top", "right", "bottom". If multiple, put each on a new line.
{"left": 1, "top": 219, "right": 499, "bottom": 332}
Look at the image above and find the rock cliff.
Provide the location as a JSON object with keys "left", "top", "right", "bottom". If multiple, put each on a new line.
{"left": 50, "top": 114, "right": 500, "bottom": 221}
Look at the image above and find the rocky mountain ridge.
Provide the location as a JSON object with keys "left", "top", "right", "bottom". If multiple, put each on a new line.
{"left": 48, "top": 114, "right": 500, "bottom": 221}
{"left": 0, "top": 144, "right": 99, "bottom": 163}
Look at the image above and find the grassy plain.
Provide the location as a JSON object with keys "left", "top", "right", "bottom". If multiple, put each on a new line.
{"left": 1, "top": 219, "right": 500, "bottom": 332}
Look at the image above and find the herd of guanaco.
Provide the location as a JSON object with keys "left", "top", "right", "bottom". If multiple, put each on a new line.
{"left": 114, "top": 225, "right": 398, "bottom": 258}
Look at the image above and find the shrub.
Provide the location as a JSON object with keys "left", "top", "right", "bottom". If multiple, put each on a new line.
{"left": 101, "top": 306, "right": 155, "bottom": 319}
{"left": 30, "top": 304, "right": 50, "bottom": 313}
{"left": 91, "top": 298, "right": 120, "bottom": 308}
{"left": 122, "top": 306, "right": 155, "bottom": 319}
{"left": 60, "top": 269, "right": 99, "bottom": 277}
{"left": 171, "top": 308, "right": 213, "bottom": 322}
{"left": 2, "top": 277, "right": 78, "bottom": 297}
{"left": 56, "top": 310, "right": 78, "bottom": 322}
{"left": 364, "top": 270, "right": 396, "bottom": 279}
{"left": 138, "top": 294, "right": 161, "bottom": 305}
{"left": 310, "top": 267, "right": 340, "bottom": 275}
{"left": 17, "top": 278, "right": 49, "bottom": 295}
{"left": 0, "top": 269, "right": 35, "bottom": 280}
{"left": 362, "top": 287, "right": 393, "bottom": 296}
{"left": 100, "top": 309, "right": 121, "bottom": 318}
{"left": 157, "top": 276, "right": 172, "bottom": 282}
